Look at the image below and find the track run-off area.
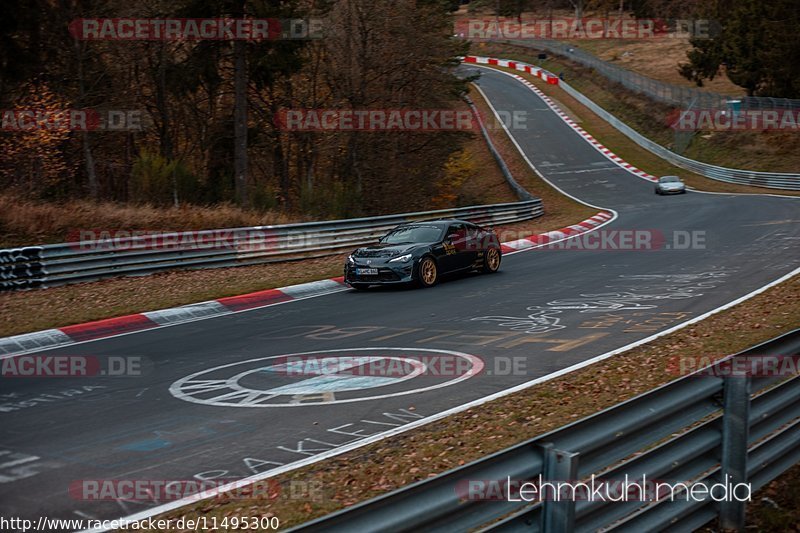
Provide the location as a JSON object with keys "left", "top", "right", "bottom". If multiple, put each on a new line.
{"left": 1, "top": 64, "right": 799, "bottom": 527}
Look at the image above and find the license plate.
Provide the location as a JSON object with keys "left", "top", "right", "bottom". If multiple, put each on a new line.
{"left": 356, "top": 268, "right": 379, "bottom": 275}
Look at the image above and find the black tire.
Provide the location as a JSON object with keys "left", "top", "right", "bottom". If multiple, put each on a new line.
{"left": 654, "top": 189, "right": 660, "bottom": 195}
{"left": 482, "top": 247, "right": 501, "bottom": 274}
{"left": 417, "top": 256, "right": 438, "bottom": 288}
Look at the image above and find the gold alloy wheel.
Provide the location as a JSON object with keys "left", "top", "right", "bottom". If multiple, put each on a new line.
{"left": 486, "top": 248, "right": 500, "bottom": 271}
{"left": 420, "top": 258, "right": 437, "bottom": 286}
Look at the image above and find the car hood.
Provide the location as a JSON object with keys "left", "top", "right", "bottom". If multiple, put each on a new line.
{"left": 351, "top": 243, "right": 422, "bottom": 259}
{"left": 659, "top": 182, "right": 684, "bottom": 188}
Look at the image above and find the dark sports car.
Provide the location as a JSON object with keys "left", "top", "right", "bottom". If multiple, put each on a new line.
{"left": 344, "top": 219, "right": 502, "bottom": 289}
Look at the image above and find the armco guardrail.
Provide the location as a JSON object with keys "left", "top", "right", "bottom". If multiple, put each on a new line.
{"left": 291, "top": 329, "right": 800, "bottom": 533}
{"left": 0, "top": 200, "right": 543, "bottom": 291}
{"left": 467, "top": 55, "right": 800, "bottom": 190}
{"left": 558, "top": 79, "right": 800, "bottom": 190}
{"left": 465, "top": 94, "right": 533, "bottom": 201}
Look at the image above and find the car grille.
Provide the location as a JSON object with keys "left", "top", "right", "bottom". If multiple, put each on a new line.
{"left": 376, "top": 270, "right": 400, "bottom": 281}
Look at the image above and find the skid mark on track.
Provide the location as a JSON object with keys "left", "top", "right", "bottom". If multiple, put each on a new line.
{"left": 472, "top": 270, "right": 732, "bottom": 337}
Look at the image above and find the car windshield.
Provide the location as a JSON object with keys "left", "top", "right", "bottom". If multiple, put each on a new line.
{"left": 660, "top": 176, "right": 681, "bottom": 183}
{"left": 380, "top": 225, "right": 443, "bottom": 244}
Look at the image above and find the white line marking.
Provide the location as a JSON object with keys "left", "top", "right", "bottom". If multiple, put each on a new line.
{"left": 0, "top": 456, "right": 39, "bottom": 469}
{"left": 472, "top": 80, "right": 612, "bottom": 211}
{"left": 472, "top": 63, "right": 800, "bottom": 201}
{"left": 76, "top": 67, "right": 800, "bottom": 533}
{"left": 0, "top": 287, "right": 349, "bottom": 360}
{"left": 471, "top": 81, "right": 618, "bottom": 255}
{"left": 78, "top": 264, "right": 800, "bottom": 533}
{"left": 170, "top": 349, "right": 479, "bottom": 407}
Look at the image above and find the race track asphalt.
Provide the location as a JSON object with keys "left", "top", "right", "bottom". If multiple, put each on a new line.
{"left": 1, "top": 65, "right": 798, "bottom": 525}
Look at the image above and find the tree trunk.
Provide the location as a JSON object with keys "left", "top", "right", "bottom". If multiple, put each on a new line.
{"left": 74, "top": 39, "right": 98, "bottom": 198}
{"left": 152, "top": 45, "right": 178, "bottom": 206}
{"left": 82, "top": 134, "right": 97, "bottom": 196}
{"left": 233, "top": 0, "right": 249, "bottom": 206}
{"left": 275, "top": 140, "right": 289, "bottom": 206}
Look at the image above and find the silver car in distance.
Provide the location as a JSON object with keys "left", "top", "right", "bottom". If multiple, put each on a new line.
{"left": 655, "top": 175, "right": 687, "bottom": 195}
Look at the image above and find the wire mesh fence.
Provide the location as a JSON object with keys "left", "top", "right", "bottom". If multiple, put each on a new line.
{"left": 498, "top": 38, "right": 800, "bottom": 112}
{"left": 464, "top": 54, "right": 800, "bottom": 189}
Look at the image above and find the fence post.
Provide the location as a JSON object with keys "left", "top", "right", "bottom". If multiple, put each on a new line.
{"left": 540, "top": 443, "right": 579, "bottom": 533}
{"left": 719, "top": 373, "right": 751, "bottom": 530}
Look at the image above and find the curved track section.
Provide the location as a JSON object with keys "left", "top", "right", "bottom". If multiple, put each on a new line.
{"left": 2, "top": 66, "right": 799, "bottom": 524}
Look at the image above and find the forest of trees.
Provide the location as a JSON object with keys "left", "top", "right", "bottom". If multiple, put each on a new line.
{"left": 678, "top": 0, "right": 800, "bottom": 98}
{"left": 483, "top": 0, "right": 800, "bottom": 98}
{"left": 2, "top": 0, "right": 796, "bottom": 219}
{"left": 0, "top": 0, "right": 471, "bottom": 217}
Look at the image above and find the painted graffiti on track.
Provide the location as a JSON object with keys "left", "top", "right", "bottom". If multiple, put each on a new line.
{"left": 471, "top": 270, "right": 731, "bottom": 335}
{"left": 170, "top": 348, "right": 483, "bottom": 407}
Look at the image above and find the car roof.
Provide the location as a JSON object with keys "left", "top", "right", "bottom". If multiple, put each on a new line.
{"left": 398, "top": 219, "right": 474, "bottom": 228}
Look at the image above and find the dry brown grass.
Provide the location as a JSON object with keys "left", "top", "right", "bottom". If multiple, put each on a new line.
{"left": 454, "top": 8, "right": 743, "bottom": 94}
{"left": 476, "top": 42, "right": 800, "bottom": 176}
{"left": 564, "top": 38, "right": 746, "bottom": 95}
{"left": 471, "top": 52, "right": 800, "bottom": 193}
{"left": 743, "top": 463, "right": 800, "bottom": 531}
{"left": 0, "top": 94, "right": 595, "bottom": 337}
{"left": 0, "top": 209, "right": 598, "bottom": 338}
{"left": 0, "top": 194, "right": 300, "bottom": 248}
{"left": 141, "top": 274, "right": 800, "bottom": 531}
{"left": 0, "top": 99, "right": 518, "bottom": 248}
{"left": 450, "top": 108, "right": 519, "bottom": 206}
{"left": 467, "top": 87, "right": 599, "bottom": 226}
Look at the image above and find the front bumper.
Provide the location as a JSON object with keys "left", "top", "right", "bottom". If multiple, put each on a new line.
{"left": 657, "top": 186, "right": 686, "bottom": 194}
{"left": 344, "top": 259, "right": 416, "bottom": 285}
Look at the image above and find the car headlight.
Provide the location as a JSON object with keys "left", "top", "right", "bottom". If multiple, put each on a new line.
{"left": 388, "top": 253, "right": 412, "bottom": 263}
{"left": 347, "top": 255, "right": 355, "bottom": 265}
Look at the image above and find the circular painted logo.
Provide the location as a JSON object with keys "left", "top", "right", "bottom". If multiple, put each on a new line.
{"left": 169, "top": 347, "right": 483, "bottom": 407}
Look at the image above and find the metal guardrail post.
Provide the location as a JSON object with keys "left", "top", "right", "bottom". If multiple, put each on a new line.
{"left": 719, "top": 374, "right": 751, "bottom": 531}
{"left": 291, "top": 331, "right": 799, "bottom": 532}
{"left": 540, "top": 443, "right": 579, "bottom": 533}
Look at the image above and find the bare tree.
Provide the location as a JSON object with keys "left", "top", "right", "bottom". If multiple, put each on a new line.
{"left": 233, "top": 0, "right": 249, "bottom": 206}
